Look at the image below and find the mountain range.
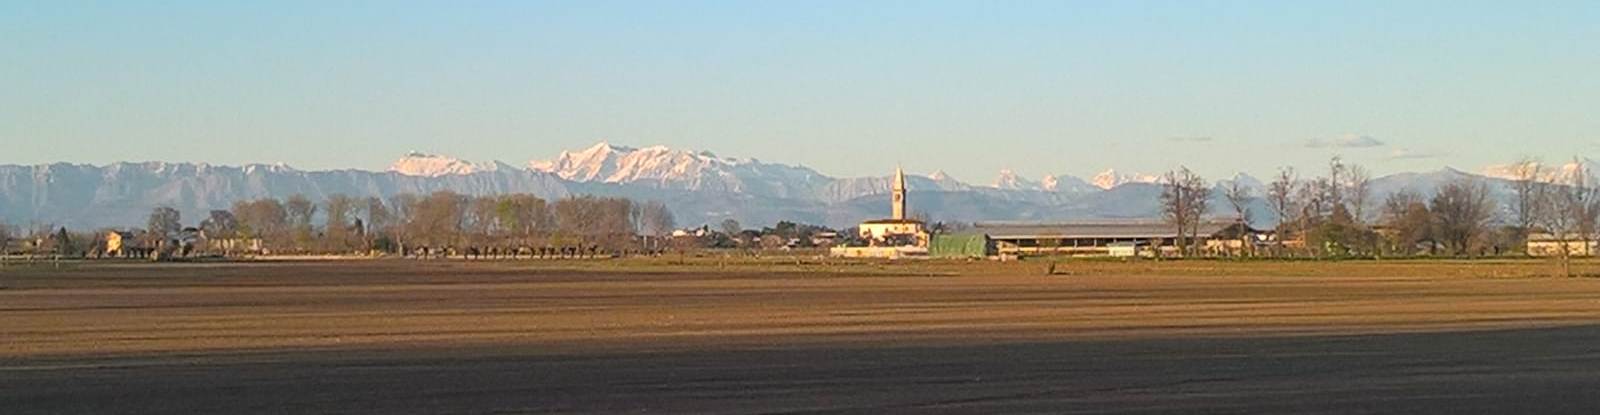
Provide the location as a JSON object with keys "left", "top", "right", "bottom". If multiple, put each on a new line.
{"left": 0, "top": 141, "right": 1576, "bottom": 231}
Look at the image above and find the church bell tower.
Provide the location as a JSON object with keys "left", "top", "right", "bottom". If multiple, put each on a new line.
{"left": 892, "top": 166, "right": 907, "bottom": 220}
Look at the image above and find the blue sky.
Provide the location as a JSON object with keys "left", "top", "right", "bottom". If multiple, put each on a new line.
{"left": 3, "top": 1, "right": 1598, "bottom": 181}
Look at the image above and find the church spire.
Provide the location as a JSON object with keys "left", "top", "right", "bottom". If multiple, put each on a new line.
{"left": 892, "top": 166, "right": 907, "bottom": 220}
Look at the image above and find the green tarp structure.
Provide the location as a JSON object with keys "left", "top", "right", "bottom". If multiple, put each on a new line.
{"left": 930, "top": 233, "right": 993, "bottom": 258}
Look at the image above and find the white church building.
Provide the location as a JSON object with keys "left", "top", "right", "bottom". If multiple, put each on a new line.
{"left": 833, "top": 167, "right": 930, "bottom": 259}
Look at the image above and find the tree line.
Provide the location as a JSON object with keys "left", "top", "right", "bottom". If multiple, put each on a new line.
{"left": 218, "top": 192, "right": 678, "bottom": 256}
{"left": 0, "top": 192, "right": 680, "bottom": 258}
{"left": 1159, "top": 156, "right": 1599, "bottom": 266}
{"left": 0, "top": 193, "right": 865, "bottom": 260}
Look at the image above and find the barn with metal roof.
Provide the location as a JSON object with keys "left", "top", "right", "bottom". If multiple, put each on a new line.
{"left": 971, "top": 220, "right": 1262, "bottom": 257}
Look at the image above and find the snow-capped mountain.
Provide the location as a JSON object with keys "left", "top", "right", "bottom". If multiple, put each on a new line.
{"left": 1481, "top": 158, "right": 1600, "bottom": 184}
{"left": 991, "top": 170, "right": 1098, "bottom": 193}
{"left": 927, "top": 170, "right": 970, "bottom": 190}
{"left": 0, "top": 140, "right": 1532, "bottom": 230}
{"left": 389, "top": 152, "right": 501, "bottom": 177}
{"left": 528, "top": 142, "right": 828, "bottom": 198}
{"left": 1042, "top": 174, "right": 1100, "bottom": 193}
{"left": 994, "top": 169, "right": 1043, "bottom": 191}
{"left": 1038, "top": 175, "right": 1059, "bottom": 191}
{"left": 0, "top": 161, "right": 570, "bottom": 230}
{"left": 1218, "top": 173, "right": 1266, "bottom": 192}
{"left": 1091, "top": 169, "right": 1160, "bottom": 190}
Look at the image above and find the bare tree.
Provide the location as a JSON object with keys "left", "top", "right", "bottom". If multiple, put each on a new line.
{"left": 0, "top": 220, "right": 11, "bottom": 266}
{"left": 197, "top": 210, "right": 239, "bottom": 255}
{"left": 1326, "top": 156, "right": 1347, "bottom": 210}
{"left": 1161, "top": 170, "right": 1191, "bottom": 255}
{"left": 285, "top": 195, "right": 317, "bottom": 229}
{"left": 466, "top": 195, "right": 502, "bottom": 240}
{"left": 409, "top": 191, "right": 467, "bottom": 248}
{"left": 1186, "top": 172, "right": 1212, "bottom": 254}
{"left": 147, "top": 207, "right": 182, "bottom": 241}
{"left": 1222, "top": 178, "right": 1254, "bottom": 256}
{"left": 554, "top": 196, "right": 599, "bottom": 238}
{"left": 638, "top": 201, "right": 677, "bottom": 237}
{"left": 285, "top": 194, "right": 318, "bottom": 250}
{"left": 324, "top": 194, "right": 358, "bottom": 251}
{"left": 551, "top": 196, "right": 638, "bottom": 251}
{"left": 1345, "top": 163, "right": 1372, "bottom": 225}
{"left": 1572, "top": 159, "right": 1600, "bottom": 248}
{"left": 498, "top": 194, "right": 546, "bottom": 236}
{"left": 1267, "top": 167, "right": 1298, "bottom": 253}
{"left": 1538, "top": 178, "right": 1582, "bottom": 276}
{"left": 360, "top": 197, "right": 392, "bottom": 251}
{"left": 200, "top": 210, "right": 239, "bottom": 238}
{"left": 387, "top": 194, "right": 421, "bottom": 254}
{"left": 1381, "top": 190, "right": 1431, "bottom": 255}
{"left": 1539, "top": 158, "right": 1600, "bottom": 275}
{"left": 1510, "top": 157, "right": 1545, "bottom": 242}
{"left": 1430, "top": 179, "right": 1497, "bottom": 256}
{"left": 1294, "top": 178, "right": 1331, "bottom": 251}
{"left": 628, "top": 202, "right": 646, "bottom": 237}
{"left": 1224, "top": 178, "right": 1253, "bottom": 224}
{"left": 364, "top": 197, "right": 392, "bottom": 235}
{"left": 633, "top": 201, "right": 676, "bottom": 251}
{"left": 1160, "top": 167, "right": 1210, "bottom": 256}
{"left": 232, "top": 199, "right": 287, "bottom": 245}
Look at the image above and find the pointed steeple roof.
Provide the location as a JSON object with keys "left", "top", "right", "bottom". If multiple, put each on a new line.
{"left": 893, "top": 165, "right": 906, "bottom": 191}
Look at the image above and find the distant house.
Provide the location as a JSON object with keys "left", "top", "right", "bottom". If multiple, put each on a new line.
{"left": 1107, "top": 241, "right": 1143, "bottom": 258}
{"left": 1527, "top": 233, "right": 1597, "bottom": 257}
{"left": 858, "top": 219, "right": 929, "bottom": 246}
{"left": 209, "top": 237, "right": 264, "bottom": 255}
{"left": 671, "top": 226, "right": 710, "bottom": 238}
{"left": 103, "top": 231, "right": 157, "bottom": 258}
{"left": 810, "top": 231, "right": 840, "bottom": 247}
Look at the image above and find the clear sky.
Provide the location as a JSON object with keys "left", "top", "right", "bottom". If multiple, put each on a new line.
{"left": 3, "top": 1, "right": 1598, "bottom": 182}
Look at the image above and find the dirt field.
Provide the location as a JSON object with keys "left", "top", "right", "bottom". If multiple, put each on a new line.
{"left": 6, "top": 259, "right": 1600, "bottom": 413}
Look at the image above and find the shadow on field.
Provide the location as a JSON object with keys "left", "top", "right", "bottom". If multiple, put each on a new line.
{"left": 6, "top": 324, "right": 1600, "bottom": 414}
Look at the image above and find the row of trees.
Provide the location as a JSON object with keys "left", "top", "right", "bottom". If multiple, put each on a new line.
{"left": 0, "top": 223, "right": 101, "bottom": 261}
{"left": 0, "top": 195, "right": 863, "bottom": 260}
{"left": 0, "top": 193, "right": 679, "bottom": 258}
{"left": 198, "top": 192, "right": 679, "bottom": 255}
{"left": 1505, "top": 158, "right": 1600, "bottom": 275}
{"left": 1158, "top": 155, "right": 1600, "bottom": 263}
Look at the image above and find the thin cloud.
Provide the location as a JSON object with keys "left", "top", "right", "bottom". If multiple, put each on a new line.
{"left": 1386, "top": 148, "right": 1444, "bottom": 160}
{"left": 1306, "top": 134, "right": 1384, "bottom": 149}
{"left": 1166, "top": 136, "right": 1214, "bottom": 143}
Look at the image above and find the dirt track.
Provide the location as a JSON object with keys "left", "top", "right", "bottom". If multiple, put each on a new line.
{"left": 5, "top": 260, "right": 1600, "bottom": 413}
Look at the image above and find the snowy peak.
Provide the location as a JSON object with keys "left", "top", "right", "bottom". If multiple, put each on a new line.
{"left": 1218, "top": 172, "right": 1266, "bottom": 192}
{"left": 530, "top": 142, "right": 629, "bottom": 181}
{"left": 990, "top": 170, "right": 1100, "bottom": 193}
{"left": 1043, "top": 174, "right": 1099, "bottom": 193}
{"left": 1481, "top": 158, "right": 1600, "bottom": 183}
{"left": 389, "top": 152, "right": 494, "bottom": 177}
{"left": 527, "top": 141, "right": 825, "bottom": 197}
{"left": 242, "top": 163, "right": 299, "bottom": 174}
{"left": 994, "top": 169, "right": 1042, "bottom": 191}
{"left": 1092, "top": 169, "right": 1159, "bottom": 190}
{"left": 531, "top": 142, "right": 735, "bottom": 183}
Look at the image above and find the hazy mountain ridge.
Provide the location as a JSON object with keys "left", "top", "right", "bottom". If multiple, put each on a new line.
{"left": 0, "top": 142, "right": 1526, "bottom": 230}
{"left": 0, "top": 162, "right": 571, "bottom": 230}
{"left": 528, "top": 142, "right": 832, "bottom": 199}
{"left": 389, "top": 152, "right": 510, "bottom": 177}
